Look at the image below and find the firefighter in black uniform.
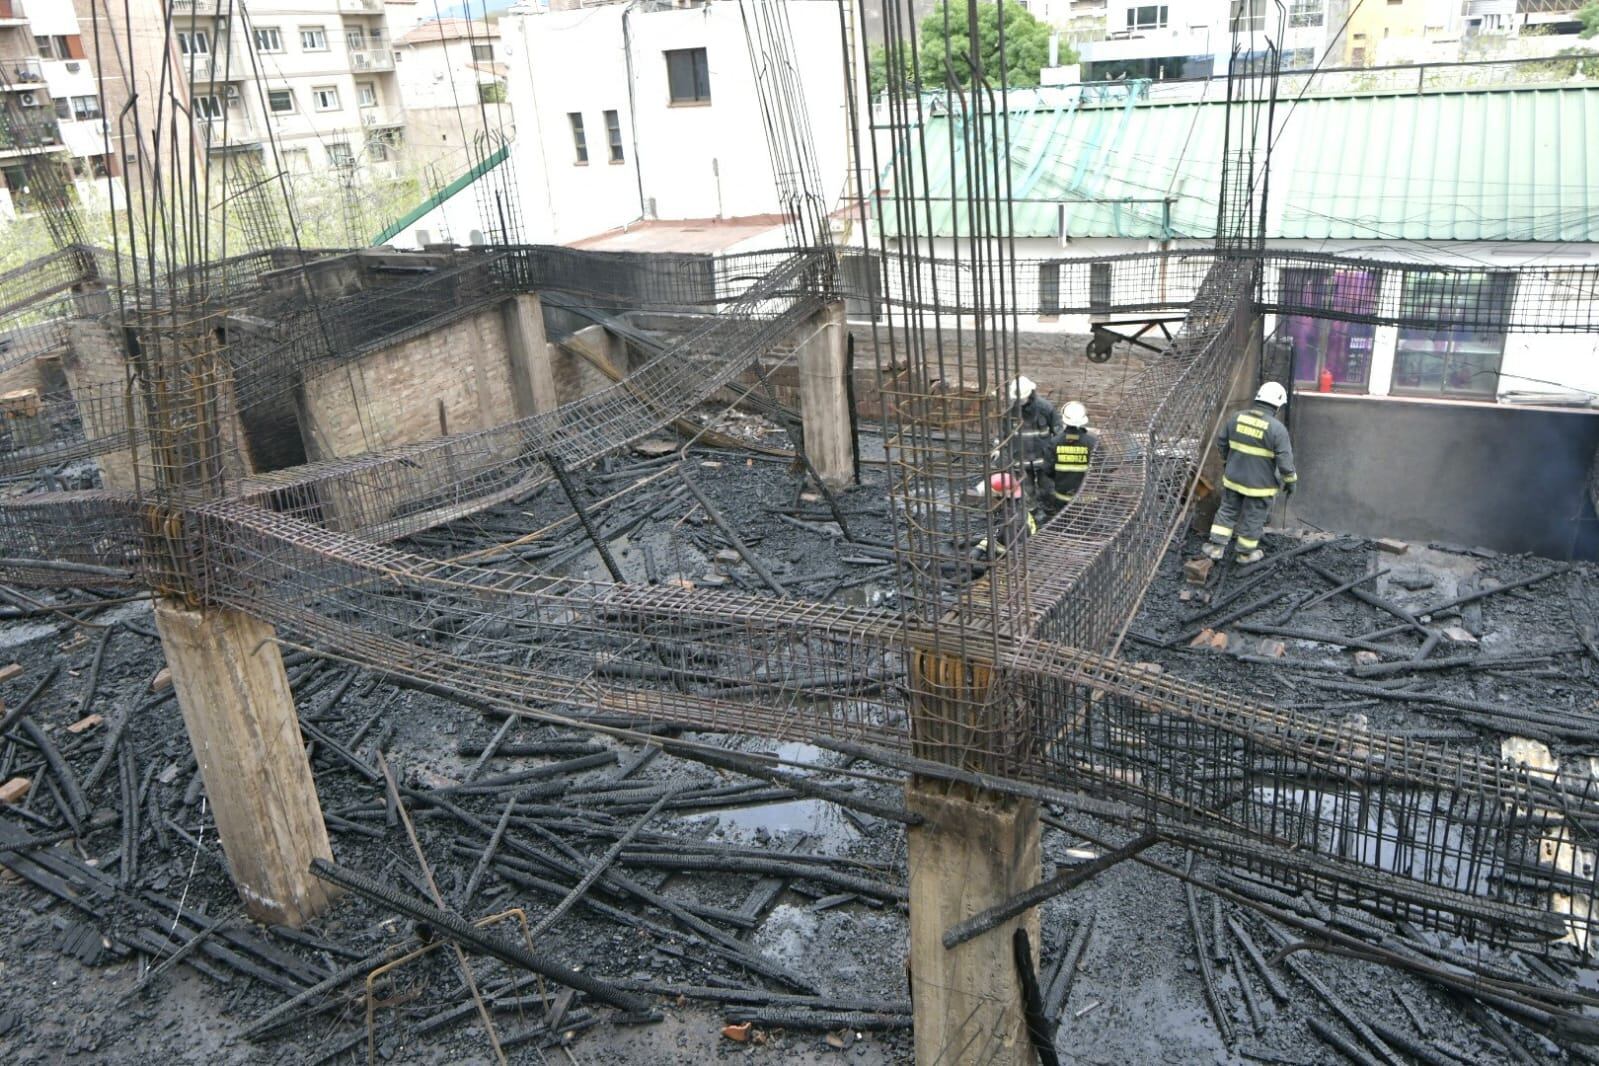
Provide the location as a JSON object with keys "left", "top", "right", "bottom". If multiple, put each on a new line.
{"left": 1045, "top": 401, "right": 1095, "bottom": 517}
{"left": 1004, "top": 376, "right": 1062, "bottom": 505}
{"left": 1203, "top": 382, "right": 1297, "bottom": 565}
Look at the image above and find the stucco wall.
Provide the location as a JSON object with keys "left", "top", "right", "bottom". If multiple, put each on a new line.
{"left": 1287, "top": 392, "right": 1599, "bottom": 560}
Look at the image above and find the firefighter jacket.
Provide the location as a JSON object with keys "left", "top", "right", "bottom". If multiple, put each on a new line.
{"left": 1050, "top": 428, "right": 1097, "bottom": 501}
{"left": 1217, "top": 402, "right": 1297, "bottom": 498}
{"left": 1012, "top": 394, "right": 1063, "bottom": 468}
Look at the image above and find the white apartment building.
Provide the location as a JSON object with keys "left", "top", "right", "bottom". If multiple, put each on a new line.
{"left": 1077, "top": 0, "right": 1349, "bottom": 80}
{"left": 171, "top": 0, "right": 410, "bottom": 178}
{"left": 0, "top": 1, "right": 118, "bottom": 217}
{"left": 393, "top": 17, "right": 512, "bottom": 170}
{"left": 380, "top": 0, "right": 857, "bottom": 250}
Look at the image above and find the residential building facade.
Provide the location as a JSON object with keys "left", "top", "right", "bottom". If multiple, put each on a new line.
{"left": 382, "top": 0, "right": 858, "bottom": 250}
{"left": 168, "top": 0, "right": 407, "bottom": 178}
{"left": 1076, "top": 0, "right": 1353, "bottom": 81}
{"left": 393, "top": 17, "right": 512, "bottom": 172}
{"left": 0, "top": 1, "right": 122, "bottom": 217}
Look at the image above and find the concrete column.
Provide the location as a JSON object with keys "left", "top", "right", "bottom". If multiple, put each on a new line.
{"left": 796, "top": 300, "right": 855, "bottom": 489}
{"left": 154, "top": 602, "right": 335, "bottom": 927}
{"left": 906, "top": 780, "right": 1041, "bottom": 1066}
{"left": 501, "top": 293, "right": 559, "bottom": 418}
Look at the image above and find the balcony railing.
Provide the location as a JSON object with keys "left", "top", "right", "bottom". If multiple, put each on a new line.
{"left": 180, "top": 47, "right": 250, "bottom": 83}
{"left": 170, "top": 0, "right": 230, "bottom": 17}
{"left": 349, "top": 48, "right": 393, "bottom": 71}
{"left": 360, "top": 108, "right": 404, "bottom": 128}
{"left": 338, "top": 0, "right": 383, "bottom": 13}
{"left": 0, "top": 117, "right": 61, "bottom": 153}
{"left": 201, "top": 118, "right": 261, "bottom": 148}
{"left": 1517, "top": 0, "right": 1581, "bottom": 12}
{"left": 3, "top": 62, "right": 43, "bottom": 85}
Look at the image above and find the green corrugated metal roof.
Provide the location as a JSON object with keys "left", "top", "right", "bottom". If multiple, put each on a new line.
{"left": 875, "top": 86, "right": 1599, "bottom": 242}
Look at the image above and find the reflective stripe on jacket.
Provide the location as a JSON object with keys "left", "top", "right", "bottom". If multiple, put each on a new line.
{"left": 1051, "top": 428, "right": 1097, "bottom": 501}
{"left": 1217, "top": 402, "right": 1296, "bottom": 498}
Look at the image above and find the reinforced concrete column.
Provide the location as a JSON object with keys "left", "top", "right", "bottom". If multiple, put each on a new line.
{"left": 906, "top": 779, "right": 1041, "bottom": 1065}
{"left": 501, "top": 293, "right": 559, "bottom": 418}
{"left": 154, "top": 602, "right": 335, "bottom": 927}
{"left": 797, "top": 300, "right": 855, "bottom": 489}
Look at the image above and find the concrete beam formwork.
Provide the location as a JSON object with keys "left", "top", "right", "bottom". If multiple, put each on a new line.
{"left": 153, "top": 602, "right": 335, "bottom": 927}
{"left": 797, "top": 300, "right": 855, "bottom": 488}
{"left": 906, "top": 780, "right": 1042, "bottom": 1065}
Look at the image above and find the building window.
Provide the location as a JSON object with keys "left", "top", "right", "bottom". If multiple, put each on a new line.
{"left": 267, "top": 88, "right": 295, "bottom": 113}
{"left": 1125, "top": 5, "right": 1167, "bottom": 32}
{"left": 346, "top": 27, "right": 366, "bottom": 50}
{"left": 1391, "top": 272, "right": 1515, "bottom": 399}
{"left": 665, "top": 48, "right": 711, "bottom": 104}
{"left": 470, "top": 43, "right": 493, "bottom": 61}
{"left": 604, "top": 109, "right": 624, "bottom": 163}
{"left": 177, "top": 29, "right": 210, "bottom": 55}
{"left": 326, "top": 141, "right": 354, "bottom": 168}
{"left": 254, "top": 27, "right": 283, "bottom": 53}
{"left": 34, "top": 35, "right": 80, "bottom": 59}
{"left": 1279, "top": 267, "right": 1380, "bottom": 392}
{"left": 312, "top": 85, "right": 340, "bottom": 111}
{"left": 53, "top": 98, "right": 69, "bottom": 120}
{"left": 367, "top": 137, "right": 389, "bottom": 162}
{"left": 358, "top": 82, "right": 377, "bottom": 107}
{"left": 568, "top": 112, "right": 588, "bottom": 164}
{"left": 195, "top": 94, "right": 224, "bottom": 120}
{"left": 478, "top": 81, "right": 507, "bottom": 103}
{"left": 282, "top": 147, "right": 310, "bottom": 172}
{"left": 1229, "top": 0, "right": 1266, "bottom": 33}
{"left": 1288, "top": 0, "right": 1323, "bottom": 27}
{"left": 72, "top": 95, "right": 101, "bottom": 120}
{"left": 300, "top": 26, "right": 328, "bottom": 51}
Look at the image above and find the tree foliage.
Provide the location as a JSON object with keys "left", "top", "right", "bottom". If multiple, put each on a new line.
{"left": 866, "top": 1, "right": 1075, "bottom": 95}
{"left": 1580, "top": 1, "right": 1599, "bottom": 39}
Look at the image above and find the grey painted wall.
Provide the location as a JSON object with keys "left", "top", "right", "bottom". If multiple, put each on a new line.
{"left": 1284, "top": 394, "right": 1599, "bottom": 561}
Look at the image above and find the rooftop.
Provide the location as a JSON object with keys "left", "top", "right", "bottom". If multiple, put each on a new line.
{"left": 876, "top": 84, "right": 1599, "bottom": 242}
{"left": 567, "top": 215, "right": 790, "bottom": 253}
{"left": 394, "top": 18, "right": 499, "bottom": 47}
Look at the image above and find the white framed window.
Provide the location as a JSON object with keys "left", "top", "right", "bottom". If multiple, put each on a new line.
{"left": 195, "top": 94, "right": 223, "bottom": 120}
{"left": 267, "top": 88, "right": 295, "bottom": 113}
{"left": 346, "top": 27, "right": 366, "bottom": 50}
{"left": 312, "top": 85, "right": 340, "bottom": 112}
{"left": 1288, "top": 0, "right": 1323, "bottom": 28}
{"left": 282, "top": 147, "right": 310, "bottom": 172}
{"left": 1229, "top": 0, "right": 1266, "bottom": 33}
{"left": 665, "top": 47, "right": 710, "bottom": 104}
{"left": 299, "top": 26, "right": 327, "bottom": 51}
{"left": 604, "top": 109, "right": 623, "bottom": 163}
{"left": 367, "top": 137, "right": 389, "bottom": 162}
{"left": 326, "top": 141, "right": 354, "bottom": 167}
{"left": 358, "top": 82, "right": 377, "bottom": 108}
{"left": 72, "top": 95, "right": 101, "bottom": 120}
{"left": 470, "top": 43, "right": 493, "bottom": 61}
{"left": 568, "top": 112, "right": 587, "bottom": 164}
{"left": 1125, "top": 5, "right": 1167, "bottom": 31}
{"left": 254, "top": 27, "right": 283, "bottom": 53}
{"left": 177, "top": 29, "right": 210, "bottom": 55}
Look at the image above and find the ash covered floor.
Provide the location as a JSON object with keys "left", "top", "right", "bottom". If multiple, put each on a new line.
{"left": 1, "top": 425, "right": 1598, "bottom": 1064}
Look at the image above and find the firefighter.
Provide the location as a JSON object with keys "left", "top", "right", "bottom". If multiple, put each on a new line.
{"left": 1004, "top": 376, "right": 1062, "bottom": 503}
{"left": 1045, "top": 401, "right": 1095, "bottom": 516}
{"left": 1203, "top": 381, "right": 1296, "bottom": 565}
{"left": 973, "top": 472, "right": 1035, "bottom": 565}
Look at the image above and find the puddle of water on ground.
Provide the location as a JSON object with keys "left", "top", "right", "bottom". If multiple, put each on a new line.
{"left": 698, "top": 742, "right": 863, "bottom": 848}
{"left": 0, "top": 621, "right": 58, "bottom": 648}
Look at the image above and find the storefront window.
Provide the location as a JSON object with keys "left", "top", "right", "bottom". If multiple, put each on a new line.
{"left": 1279, "top": 267, "right": 1380, "bottom": 391}
{"left": 1391, "top": 272, "right": 1514, "bottom": 399}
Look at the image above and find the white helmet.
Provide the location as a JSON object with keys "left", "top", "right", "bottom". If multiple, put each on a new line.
{"left": 1005, "top": 376, "right": 1038, "bottom": 404}
{"left": 1062, "top": 401, "right": 1088, "bottom": 428}
{"left": 1255, "top": 382, "right": 1288, "bottom": 408}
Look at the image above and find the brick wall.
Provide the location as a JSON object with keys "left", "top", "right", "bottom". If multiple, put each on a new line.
{"left": 297, "top": 305, "right": 518, "bottom": 461}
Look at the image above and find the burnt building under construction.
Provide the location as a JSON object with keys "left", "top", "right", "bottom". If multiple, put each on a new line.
{"left": 1, "top": 2, "right": 1598, "bottom": 1064}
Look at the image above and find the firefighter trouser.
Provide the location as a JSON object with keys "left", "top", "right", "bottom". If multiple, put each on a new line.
{"left": 1209, "top": 488, "right": 1272, "bottom": 555}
